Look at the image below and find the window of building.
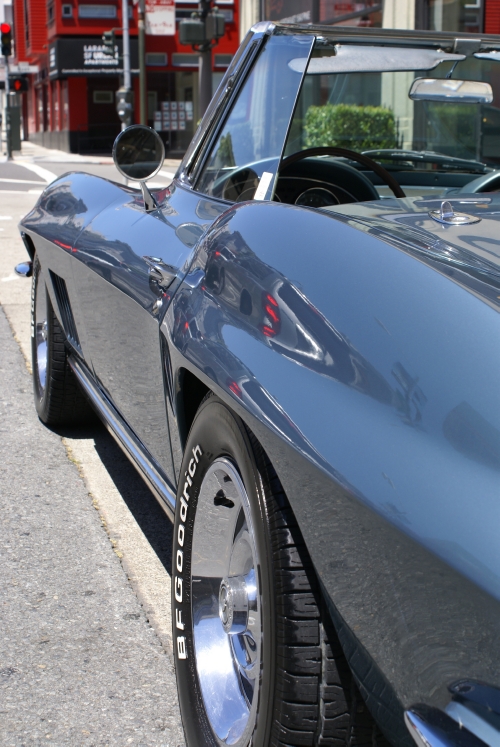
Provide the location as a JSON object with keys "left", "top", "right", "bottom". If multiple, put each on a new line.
{"left": 172, "top": 53, "right": 199, "bottom": 67}
{"left": 78, "top": 4, "right": 117, "bottom": 18}
{"left": 214, "top": 54, "right": 232, "bottom": 69}
{"left": 62, "top": 4, "right": 73, "bottom": 17}
{"left": 146, "top": 52, "right": 167, "bottom": 66}
{"left": 93, "top": 90, "right": 114, "bottom": 104}
{"left": 426, "top": 0, "right": 483, "bottom": 33}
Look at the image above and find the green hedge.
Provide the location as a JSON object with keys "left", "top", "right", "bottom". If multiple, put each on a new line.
{"left": 304, "top": 103, "right": 398, "bottom": 151}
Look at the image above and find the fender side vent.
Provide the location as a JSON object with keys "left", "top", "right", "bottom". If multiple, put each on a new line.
{"left": 49, "top": 271, "right": 82, "bottom": 353}
{"left": 161, "top": 334, "right": 174, "bottom": 407}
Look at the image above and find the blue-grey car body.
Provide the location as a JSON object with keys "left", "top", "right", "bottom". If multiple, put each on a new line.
{"left": 18, "top": 22, "right": 500, "bottom": 747}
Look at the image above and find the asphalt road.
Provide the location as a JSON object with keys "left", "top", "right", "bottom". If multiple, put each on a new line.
{"left": 0, "top": 147, "right": 181, "bottom": 194}
{"left": 0, "top": 163, "right": 186, "bottom": 744}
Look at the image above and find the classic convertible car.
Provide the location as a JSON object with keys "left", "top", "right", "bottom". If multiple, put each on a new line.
{"left": 16, "top": 20, "right": 500, "bottom": 747}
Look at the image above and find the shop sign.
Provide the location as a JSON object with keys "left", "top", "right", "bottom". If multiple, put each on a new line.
{"left": 9, "top": 62, "right": 39, "bottom": 73}
{"left": 49, "top": 38, "right": 139, "bottom": 77}
{"left": 145, "top": 0, "right": 175, "bottom": 35}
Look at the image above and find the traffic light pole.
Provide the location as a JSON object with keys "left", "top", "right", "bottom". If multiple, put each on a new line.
{"left": 138, "top": 0, "right": 146, "bottom": 125}
{"left": 178, "top": 3, "right": 224, "bottom": 120}
{"left": 198, "top": 0, "right": 212, "bottom": 119}
{"left": 4, "top": 54, "right": 11, "bottom": 159}
{"left": 121, "top": 0, "right": 131, "bottom": 130}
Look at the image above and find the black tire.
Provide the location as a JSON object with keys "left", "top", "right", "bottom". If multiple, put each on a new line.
{"left": 172, "top": 393, "right": 390, "bottom": 747}
{"left": 31, "top": 255, "right": 93, "bottom": 426}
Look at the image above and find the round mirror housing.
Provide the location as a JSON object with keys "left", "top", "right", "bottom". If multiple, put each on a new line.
{"left": 112, "top": 125, "right": 165, "bottom": 181}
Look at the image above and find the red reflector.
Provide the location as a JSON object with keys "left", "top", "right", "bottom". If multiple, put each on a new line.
{"left": 54, "top": 240, "right": 73, "bottom": 251}
{"left": 265, "top": 293, "right": 278, "bottom": 307}
{"left": 262, "top": 325, "right": 276, "bottom": 337}
{"left": 265, "top": 305, "right": 279, "bottom": 324}
{"left": 228, "top": 380, "right": 242, "bottom": 398}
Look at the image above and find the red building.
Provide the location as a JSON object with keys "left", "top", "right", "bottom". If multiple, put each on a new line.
{"left": 12, "top": 0, "right": 239, "bottom": 154}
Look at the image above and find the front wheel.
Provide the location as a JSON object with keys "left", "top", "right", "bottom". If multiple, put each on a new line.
{"left": 31, "top": 255, "right": 93, "bottom": 426}
{"left": 173, "top": 394, "right": 388, "bottom": 746}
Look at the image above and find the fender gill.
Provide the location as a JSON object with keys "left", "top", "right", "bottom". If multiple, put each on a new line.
{"left": 175, "top": 443, "right": 202, "bottom": 660}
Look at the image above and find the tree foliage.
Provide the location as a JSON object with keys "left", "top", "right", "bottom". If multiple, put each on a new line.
{"left": 304, "top": 103, "right": 398, "bottom": 151}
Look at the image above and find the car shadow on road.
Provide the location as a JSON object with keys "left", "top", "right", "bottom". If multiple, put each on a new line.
{"left": 55, "top": 421, "right": 174, "bottom": 576}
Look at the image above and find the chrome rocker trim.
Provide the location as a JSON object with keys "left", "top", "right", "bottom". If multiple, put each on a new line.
{"left": 68, "top": 355, "right": 176, "bottom": 521}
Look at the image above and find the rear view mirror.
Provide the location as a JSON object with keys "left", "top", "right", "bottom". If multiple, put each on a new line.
{"left": 113, "top": 125, "right": 165, "bottom": 181}
{"left": 409, "top": 78, "right": 493, "bottom": 104}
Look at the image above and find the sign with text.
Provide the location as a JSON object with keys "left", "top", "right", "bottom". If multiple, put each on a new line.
{"left": 145, "top": 0, "right": 175, "bottom": 35}
{"left": 49, "top": 38, "right": 139, "bottom": 76}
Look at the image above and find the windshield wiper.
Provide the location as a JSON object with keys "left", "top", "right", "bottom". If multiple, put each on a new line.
{"left": 362, "top": 149, "right": 490, "bottom": 174}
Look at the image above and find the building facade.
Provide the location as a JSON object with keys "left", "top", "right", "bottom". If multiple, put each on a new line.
{"left": 255, "top": 0, "right": 500, "bottom": 33}
{"left": 12, "top": 0, "right": 239, "bottom": 154}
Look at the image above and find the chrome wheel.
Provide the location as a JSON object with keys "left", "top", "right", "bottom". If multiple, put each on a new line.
{"left": 34, "top": 270, "right": 48, "bottom": 392}
{"left": 191, "top": 458, "right": 261, "bottom": 746}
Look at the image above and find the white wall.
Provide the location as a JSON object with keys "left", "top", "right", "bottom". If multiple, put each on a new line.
{"left": 382, "top": 0, "right": 416, "bottom": 29}
{"left": 381, "top": 0, "right": 416, "bottom": 149}
{"left": 239, "top": 0, "right": 260, "bottom": 42}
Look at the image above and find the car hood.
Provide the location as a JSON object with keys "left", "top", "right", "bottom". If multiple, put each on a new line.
{"left": 328, "top": 195, "right": 500, "bottom": 298}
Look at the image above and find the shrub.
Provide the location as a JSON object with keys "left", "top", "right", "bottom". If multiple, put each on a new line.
{"left": 304, "top": 103, "right": 398, "bottom": 152}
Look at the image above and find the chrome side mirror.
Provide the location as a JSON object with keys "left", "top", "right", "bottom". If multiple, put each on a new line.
{"left": 112, "top": 125, "right": 165, "bottom": 211}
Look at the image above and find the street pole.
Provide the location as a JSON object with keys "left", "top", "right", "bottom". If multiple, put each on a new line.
{"left": 4, "top": 54, "right": 11, "bottom": 159}
{"left": 138, "top": 0, "right": 146, "bottom": 125}
{"left": 198, "top": 46, "right": 212, "bottom": 118}
{"left": 198, "top": 0, "right": 212, "bottom": 119}
{"left": 121, "top": 0, "right": 131, "bottom": 130}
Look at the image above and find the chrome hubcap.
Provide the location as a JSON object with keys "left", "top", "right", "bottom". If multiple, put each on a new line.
{"left": 191, "top": 458, "right": 261, "bottom": 746}
{"left": 35, "top": 272, "right": 48, "bottom": 392}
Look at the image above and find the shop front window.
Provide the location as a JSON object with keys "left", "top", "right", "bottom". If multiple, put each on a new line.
{"left": 263, "top": 0, "right": 382, "bottom": 27}
{"left": 427, "top": 0, "right": 483, "bottom": 33}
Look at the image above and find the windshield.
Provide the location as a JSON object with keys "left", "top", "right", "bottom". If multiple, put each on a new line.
{"left": 283, "top": 40, "right": 500, "bottom": 196}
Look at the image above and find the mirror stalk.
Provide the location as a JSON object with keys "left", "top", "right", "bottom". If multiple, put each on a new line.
{"left": 141, "top": 181, "right": 158, "bottom": 212}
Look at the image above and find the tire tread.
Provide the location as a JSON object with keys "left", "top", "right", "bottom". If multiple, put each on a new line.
{"left": 246, "top": 429, "right": 391, "bottom": 747}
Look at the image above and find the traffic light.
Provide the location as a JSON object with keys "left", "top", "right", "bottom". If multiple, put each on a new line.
{"left": 179, "top": 18, "right": 206, "bottom": 46}
{"left": 1, "top": 22, "right": 12, "bottom": 57}
{"left": 102, "top": 29, "right": 116, "bottom": 57}
{"left": 178, "top": 10, "right": 225, "bottom": 48}
{"left": 10, "top": 76, "right": 28, "bottom": 92}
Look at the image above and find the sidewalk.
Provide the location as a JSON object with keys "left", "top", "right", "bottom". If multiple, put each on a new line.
{"left": 7, "top": 140, "right": 182, "bottom": 174}
{"left": 0, "top": 302, "right": 185, "bottom": 746}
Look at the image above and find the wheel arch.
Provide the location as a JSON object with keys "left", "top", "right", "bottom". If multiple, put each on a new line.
{"left": 20, "top": 231, "right": 36, "bottom": 260}
{"left": 176, "top": 367, "right": 211, "bottom": 450}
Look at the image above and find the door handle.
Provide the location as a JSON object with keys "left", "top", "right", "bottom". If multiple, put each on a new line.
{"left": 143, "top": 256, "right": 177, "bottom": 290}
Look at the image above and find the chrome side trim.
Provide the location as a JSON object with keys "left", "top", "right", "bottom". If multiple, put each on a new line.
{"left": 68, "top": 355, "right": 176, "bottom": 521}
{"left": 446, "top": 701, "right": 500, "bottom": 747}
{"left": 405, "top": 705, "right": 489, "bottom": 747}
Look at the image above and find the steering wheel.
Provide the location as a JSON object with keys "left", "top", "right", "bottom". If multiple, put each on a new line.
{"left": 279, "top": 147, "right": 406, "bottom": 199}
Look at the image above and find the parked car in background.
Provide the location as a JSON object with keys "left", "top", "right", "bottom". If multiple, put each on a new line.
{"left": 16, "top": 21, "right": 500, "bottom": 747}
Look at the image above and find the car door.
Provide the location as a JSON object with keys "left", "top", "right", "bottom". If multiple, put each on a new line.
{"left": 70, "top": 29, "right": 314, "bottom": 482}
{"left": 71, "top": 184, "right": 227, "bottom": 478}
